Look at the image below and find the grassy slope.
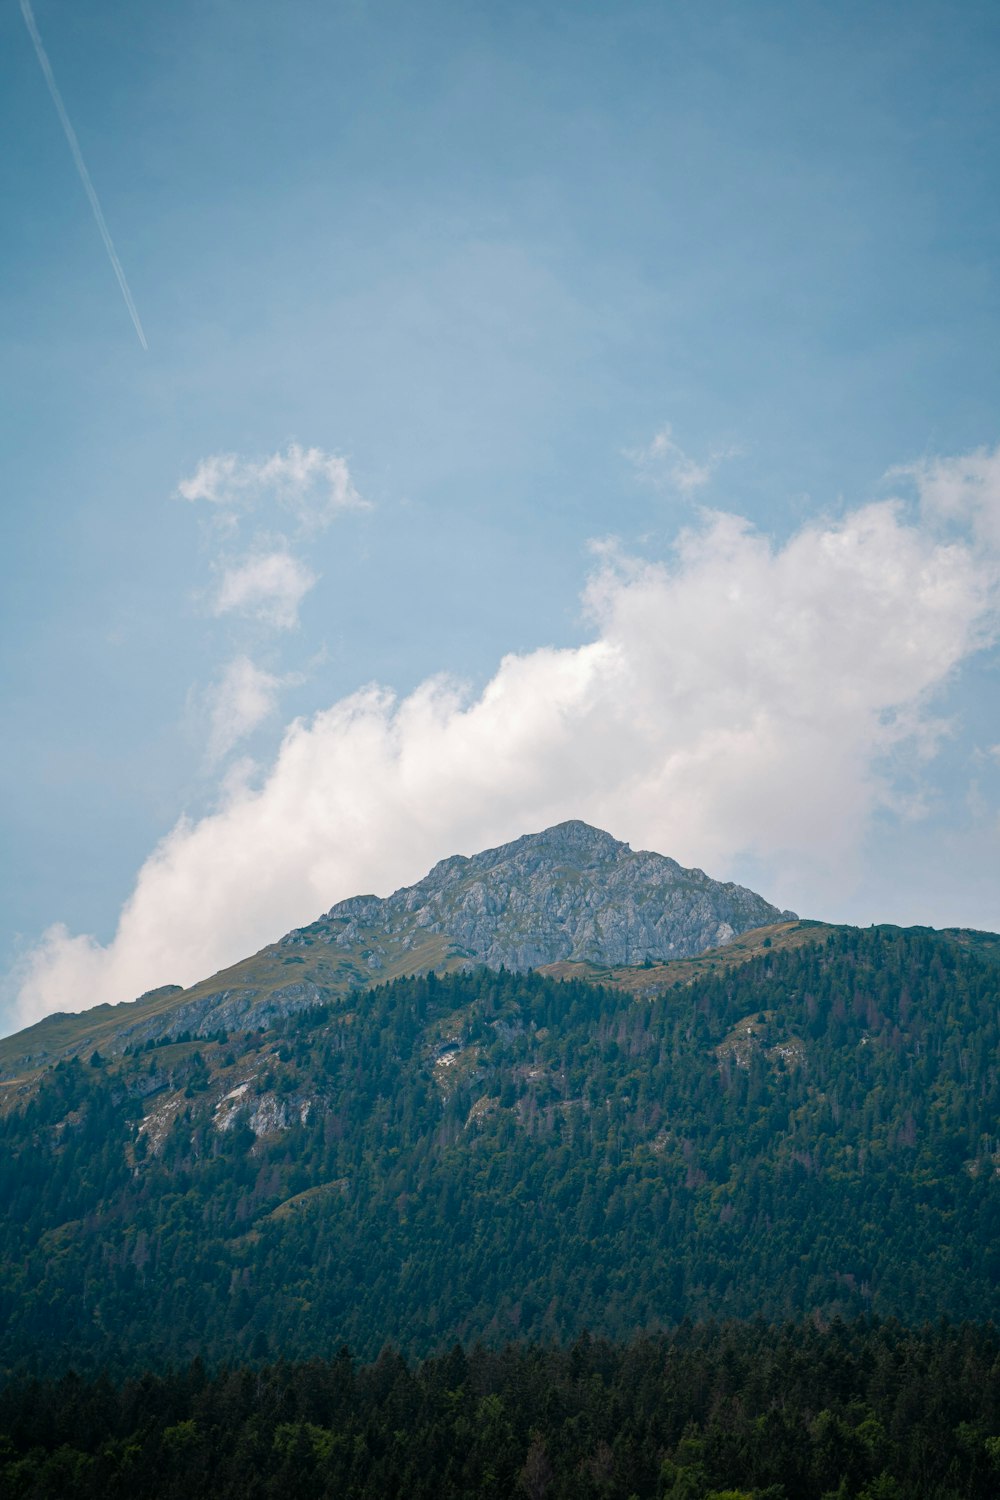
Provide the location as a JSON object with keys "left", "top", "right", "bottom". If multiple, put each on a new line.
{"left": 0, "top": 928, "right": 462, "bottom": 1083}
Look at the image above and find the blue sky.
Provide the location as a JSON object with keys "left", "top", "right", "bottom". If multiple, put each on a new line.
{"left": 2, "top": 0, "right": 999, "bottom": 1031}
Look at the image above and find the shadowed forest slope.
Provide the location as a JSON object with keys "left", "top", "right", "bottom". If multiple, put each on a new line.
{"left": 1, "top": 925, "right": 998, "bottom": 1375}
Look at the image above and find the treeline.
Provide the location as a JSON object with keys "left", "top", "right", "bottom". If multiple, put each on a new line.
{"left": 1, "top": 929, "right": 1000, "bottom": 1372}
{"left": 2, "top": 1322, "right": 1000, "bottom": 1498}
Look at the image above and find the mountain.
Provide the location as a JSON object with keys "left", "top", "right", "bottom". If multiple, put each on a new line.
{"left": 0, "top": 821, "right": 794, "bottom": 1076}
{"left": 3, "top": 821, "right": 998, "bottom": 1380}
{"left": 291, "top": 818, "right": 796, "bottom": 969}
{"left": 1, "top": 920, "right": 999, "bottom": 1376}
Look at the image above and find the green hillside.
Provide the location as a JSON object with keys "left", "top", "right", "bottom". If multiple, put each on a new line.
{"left": 0, "top": 928, "right": 463, "bottom": 1082}
{"left": 0, "top": 920, "right": 821, "bottom": 1084}
{"left": 1, "top": 924, "right": 999, "bottom": 1375}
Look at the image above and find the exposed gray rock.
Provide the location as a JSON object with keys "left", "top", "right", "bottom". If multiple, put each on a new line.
{"left": 289, "top": 820, "right": 795, "bottom": 968}
{"left": 110, "top": 980, "right": 330, "bottom": 1047}
{"left": 248, "top": 1094, "right": 290, "bottom": 1136}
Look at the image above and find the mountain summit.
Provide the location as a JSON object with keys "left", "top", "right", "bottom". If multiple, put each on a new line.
{"left": 289, "top": 819, "right": 796, "bottom": 971}
{"left": 0, "top": 821, "right": 794, "bottom": 1072}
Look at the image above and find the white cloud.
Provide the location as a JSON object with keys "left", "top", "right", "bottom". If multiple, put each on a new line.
{"left": 177, "top": 452, "right": 241, "bottom": 507}
{"left": 213, "top": 550, "right": 316, "bottom": 630}
{"left": 206, "top": 656, "right": 286, "bottom": 763}
{"left": 891, "top": 442, "right": 1000, "bottom": 553}
{"left": 627, "top": 423, "right": 735, "bottom": 495}
{"left": 178, "top": 442, "right": 368, "bottom": 529}
{"left": 11, "top": 456, "right": 1000, "bottom": 1029}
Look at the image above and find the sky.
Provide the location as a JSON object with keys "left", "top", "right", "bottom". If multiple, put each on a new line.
{"left": 2, "top": 0, "right": 999, "bottom": 1034}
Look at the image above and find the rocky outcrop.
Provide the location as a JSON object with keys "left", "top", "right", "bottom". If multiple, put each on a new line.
{"left": 85, "top": 980, "right": 331, "bottom": 1054}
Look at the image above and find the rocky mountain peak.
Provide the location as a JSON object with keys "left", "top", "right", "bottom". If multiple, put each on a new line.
{"left": 312, "top": 821, "right": 795, "bottom": 970}
{"left": 0, "top": 820, "right": 799, "bottom": 1073}
{"left": 473, "top": 819, "right": 627, "bottom": 865}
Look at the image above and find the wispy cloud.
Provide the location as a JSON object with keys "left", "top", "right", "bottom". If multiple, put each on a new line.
{"left": 178, "top": 443, "right": 368, "bottom": 529}
{"left": 205, "top": 656, "right": 288, "bottom": 763}
{"left": 20, "top": 0, "right": 147, "bottom": 351}
{"left": 627, "top": 423, "right": 736, "bottom": 495}
{"left": 179, "top": 445, "right": 366, "bottom": 761}
{"left": 890, "top": 443, "right": 1000, "bottom": 554}
{"left": 13, "top": 442, "right": 1000, "bottom": 1027}
{"left": 213, "top": 550, "right": 316, "bottom": 631}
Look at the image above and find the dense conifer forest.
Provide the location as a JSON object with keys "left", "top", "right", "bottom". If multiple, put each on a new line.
{"left": 1, "top": 927, "right": 998, "bottom": 1374}
{"left": 2, "top": 1322, "right": 1000, "bottom": 1498}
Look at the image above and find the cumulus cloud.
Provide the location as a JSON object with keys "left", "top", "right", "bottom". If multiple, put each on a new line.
{"left": 206, "top": 656, "right": 287, "bottom": 762}
{"left": 178, "top": 442, "right": 368, "bottom": 529}
{"left": 213, "top": 551, "right": 316, "bottom": 630}
{"left": 11, "top": 458, "right": 1000, "bottom": 1028}
{"left": 627, "top": 423, "right": 735, "bottom": 495}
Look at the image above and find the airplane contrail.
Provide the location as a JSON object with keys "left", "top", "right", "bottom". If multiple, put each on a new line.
{"left": 20, "top": 0, "right": 148, "bottom": 350}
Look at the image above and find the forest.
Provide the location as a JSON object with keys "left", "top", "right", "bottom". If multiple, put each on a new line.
{"left": 0, "top": 926, "right": 998, "bottom": 1374}
{"left": 2, "top": 1321, "right": 1000, "bottom": 1498}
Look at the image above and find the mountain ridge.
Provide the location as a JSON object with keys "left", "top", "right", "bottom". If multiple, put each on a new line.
{"left": 0, "top": 820, "right": 795, "bottom": 1078}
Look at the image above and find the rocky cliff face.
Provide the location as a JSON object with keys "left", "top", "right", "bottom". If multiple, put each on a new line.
{"left": 286, "top": 820, "right": 795, "bottom": 968}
